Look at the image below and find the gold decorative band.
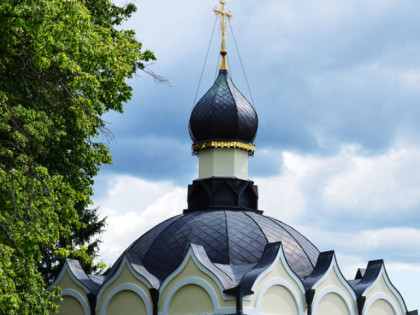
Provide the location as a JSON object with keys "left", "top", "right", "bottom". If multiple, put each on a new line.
{"left": 192, "top": 141, "right": 255, "bottom": 153}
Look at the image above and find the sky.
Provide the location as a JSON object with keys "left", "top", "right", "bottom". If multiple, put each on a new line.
{"left": 93, "top": 0, "right": 420, "bottom": 311}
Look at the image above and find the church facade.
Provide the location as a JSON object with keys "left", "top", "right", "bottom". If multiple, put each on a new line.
{"left": 50, "top": 2, "right": 417, "bottom": 315}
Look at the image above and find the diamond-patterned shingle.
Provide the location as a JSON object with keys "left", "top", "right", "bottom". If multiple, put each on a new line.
{"left": 107, "top": 210, "right": 319, "bottom": 285}
{"left": 189, "top": 70, "right": 258, "bottom": 144}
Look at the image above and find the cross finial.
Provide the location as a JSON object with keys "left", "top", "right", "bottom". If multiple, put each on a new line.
{"left": 213, "top": 0, "right": 232, "bottom": 40}
{"left": 213, "top": 1, "right": 232, "bottom": 70}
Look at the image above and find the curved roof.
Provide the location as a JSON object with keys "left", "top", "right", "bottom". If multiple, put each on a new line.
{"left": 107, "top": 210, "right": 319, "bottom": 285}
{"left": 189, "top": 70, "right": 258, "bottom": 145}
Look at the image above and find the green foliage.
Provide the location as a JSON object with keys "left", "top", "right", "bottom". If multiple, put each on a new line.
{"left": 0, "top": 0, "right": 155, "bottom": 313}
{"left": 39, "top": 204, "right": 107, "bottom": 284}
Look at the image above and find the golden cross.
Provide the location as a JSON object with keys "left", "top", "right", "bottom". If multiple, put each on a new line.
{"left": 213, "top": 1, "right": 232, "bottom": 70}
{"left": 213, "top": 0, "right": 232, "bottom": 40}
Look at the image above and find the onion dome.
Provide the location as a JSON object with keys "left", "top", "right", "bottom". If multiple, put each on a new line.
{"left": 189, "top": 70, "right": 258, "bottom": 154}
{"left": 189, "top": 2, "right": 258, "bottom": 155}
{"left": 106, "top": 210, "right": 319, "bottom": 284}
{"left": 107, "top": 0, "right": 316, "bottom": 297}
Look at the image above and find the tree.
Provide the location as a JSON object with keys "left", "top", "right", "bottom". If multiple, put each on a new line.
{"left": 0, "top": 0, "right": 155, "bottom": 313}
{"left": 38, "top": 204, "right": 106, "bottom": 285}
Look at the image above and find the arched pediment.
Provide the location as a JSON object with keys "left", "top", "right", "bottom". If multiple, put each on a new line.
{"left": 48, "top": 259, "right": 96, "bottom": 315}
{"left": 304, "top": 251, "right": 357, "bottom": 315}
{"left": 159, "top": 243, "right": 236, "bottom": 314}
{"left": 95, "top": 254, "right": 155, "bottom": 315}
{"left": 352, "top": 260, "right": 408, "bottom": 315}
{"left": 230, "top": 242, "right": 305, "bottom": 315}
{"left": 48, "top": 259, "right": 99, "bottom": 295}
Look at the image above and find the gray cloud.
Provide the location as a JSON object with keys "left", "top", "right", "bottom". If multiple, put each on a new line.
{"left": 93, "top": 1, "right": 420, "bottom": 310}
{"left": 99, "top": 0, "right": 420, "bottom": 182}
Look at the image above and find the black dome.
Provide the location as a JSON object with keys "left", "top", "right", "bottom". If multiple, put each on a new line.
{"left": 189, "top": 70, "right": 258, "bottom": 144}
{"left": 109, "top": 210, "right": 319, "bottom": 284}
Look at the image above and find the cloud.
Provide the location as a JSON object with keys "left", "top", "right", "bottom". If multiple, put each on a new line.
{"left": 322, "top": 148, "right": 420, "bottom": 216}
{"left": 300, "top": 226, "right": 420, "bottom": 263}
{"left": 385, "top": 267, "right": 420, "bottom": 312}
{"left": 92, "top": 0, "right": 420, "bottom": 310}
{"left": 101, "top": 135, "right": 195, "bottom": 184}
{"left": 96, "top": 0, "right": 420, "bottom": 183}
{"left": 233, "top": 0, "right": 420, "bottom": 154}
{"left": 257, "top": 143, "right": 420, "bottom": 230}
{"left": 93, "top": 175, "right": 186, "bottom": 265}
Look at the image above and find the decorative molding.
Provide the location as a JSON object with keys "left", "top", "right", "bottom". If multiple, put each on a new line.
{"left": 255, "top": 278, "right": 304, "bottom": 315}
{"left": 100, "top": 283, "right": 152, "bottom": 315}
{"left": 192, "top": 141, "right": 255, "bottom": 154}
{"left": 312, "top": 286, "right": 355, "bottom": 315}
{"left": 159, "top": 245, "right": 234, "bottom": 301}
{"left": 96, "top": 254, "right": 153, "bottom": 306}
{"left": 48, "top": 261, "right": 91, "bottom": 294}
{"left": 360, "top": 265, "right": 407, "bottom": 314}
{"left": 250, "top": 243, "right": 305, "bottom": 296}
{"left": 160, "top": 277, "right": 235, "bottom": 315}
{"left": 362, "top": 293, "right": 401, "bottom": 315}
{"left": 61, "top": 289, "right": 90, "bottom": 315}
{"left": 243, "top": 306, "right": 259, "bottom": 314}
{"left": 309, "top": 253, "right": 357, "bottom": 303}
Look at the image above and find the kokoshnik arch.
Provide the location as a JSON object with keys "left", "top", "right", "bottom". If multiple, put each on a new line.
{"left": 50, "top": 1, "right": 418, "bottom": 314}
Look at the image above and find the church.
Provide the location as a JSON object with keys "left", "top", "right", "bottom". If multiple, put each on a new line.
{"left": 50, "top": 2, "right": 417, "bottom": 314}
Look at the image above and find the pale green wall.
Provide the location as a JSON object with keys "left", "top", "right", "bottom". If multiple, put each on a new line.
{"left": 56, "top": 296, "right": 85, "bottom": 315}
{"left": 243, "top": 254, "right": 305, "bottom": 312}
{"left": 52, "top": 270, "right": 89, "bottom": 315}
{"left": 106, "top": 290, "right": 147, "bottom": 315}
{"left": 368, "top": 299, "right": 396, "bottom": 315}
{"left": 159, "top": 257, "right": 235, "bottom": 312}
{"left": 315, "top": 292, "right": 350, "bottom": 315}
{"left": 168, "top": 284, "right": 214, "bottom": 315}
{"left": 57, "top": 272, "right": 89, "bottom": 303}
{"left": 312, "top": 266, "right": 357, "bottom": 314}
{"left": 260, "top": 285, "right": 299, "bottom": 315}
{"left": 199, "top": 148, "right": 248, "bottom": 179}
{"left": 96, "top": 265, "right": 152, "bottom": 314}
{"left": 364, "top": 275, "right": 403, "bottom": 315}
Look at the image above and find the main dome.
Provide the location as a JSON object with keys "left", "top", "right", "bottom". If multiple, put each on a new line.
{"left": 189, "top": 70, "right": 258, "bottom": 145}
{"left": 107, "top": 210, "right": 319, "bottom": 284}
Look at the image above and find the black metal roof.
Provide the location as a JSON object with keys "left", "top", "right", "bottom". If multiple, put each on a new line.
{"left": 106, "top": 210, "right": 319, "bottom": 285}
{"left": 66, "top": 259, "right": 102, "bottom": 294}
{"left": 303, "top": 251, "right": 335, "bottom": 290}
{"left": 189, "top": 70, "right": 258, "bottom": 144}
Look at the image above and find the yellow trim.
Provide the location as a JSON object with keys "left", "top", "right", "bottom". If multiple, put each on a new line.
{"left": 192, "top": 141, "right": 255, "bottom": 152}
